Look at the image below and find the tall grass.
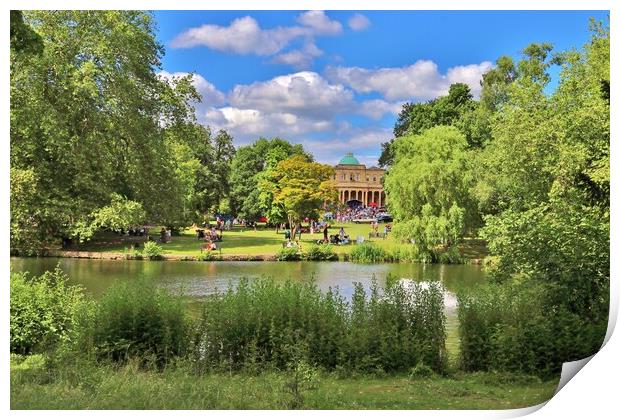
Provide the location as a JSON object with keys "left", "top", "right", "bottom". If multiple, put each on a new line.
{"left": 192, "top": 277, "right": 446, "bottom": 374}
{"left": 457, "top": 282, "right": 604, "bottom": 377}
{"left": 73, "top": 279, "right": 189, "bottom": 366}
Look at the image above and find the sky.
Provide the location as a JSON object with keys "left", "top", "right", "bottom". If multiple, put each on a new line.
{"left": 152, "top": 10, "right": 608, "bottom": 166}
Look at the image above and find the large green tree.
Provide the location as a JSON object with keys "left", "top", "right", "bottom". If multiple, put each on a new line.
{"left": 228, "top": 138, "right": 311, "bottom": 221}
{"left": 266, "top": 156, "right": 337, "bottom": 238}
{"left": 10, "top": 11, "right": 199, "bottom": 250}
{"left": 380, "top": 83, "right": 489, "bottom": 168}
{"left": 384, "top": 126, "right": 478, "bottom": 254}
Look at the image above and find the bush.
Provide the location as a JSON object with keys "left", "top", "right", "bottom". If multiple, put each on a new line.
{"left": 276, "top": 246, "right": 301, "bottom": 261}
{"left": 388, "top": 246, "right": 419, "bottom": 262}
{"left": 457, "top": 281, "right": 605, "bottom": 377}
{"left": 196, "top": 251, "right": 219, "bottom": 261}
{"left": 348, "top": 243, "right": 389, "bottom": 263}
{"left": 408, "top": 362, "right": 435, "bottom": 379}
{"left": 437, "top": 246, "right": 464, "bottom": 264}
{"left": 192, "top": 277, "right": 446, "bottom": 374}
{"left": 302, "top": 244, "right": 337, "bottom": 261}
{"left": 10, "top": 267, "right": 84, "bottom": 355}
{"left": 75, "top": 279, "right": 189, "bottom": 366}
{"left": 142, "top": 241, "right": 164, "bottom": 260}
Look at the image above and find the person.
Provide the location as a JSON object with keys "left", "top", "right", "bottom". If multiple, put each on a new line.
{"left": 383, "top": 224, "right": 389, "bottom": 238}
{"left": 296, "top": 222, "right": 302, "bottom": 240}
{"left": 284, "top": 228, "right": 291, "bottom": 241}
{"left": 160, "top": 227, "right": 166, "bottom": 243}
{"left": 339, "top": 227, "right": 346, "bottom": 240}
{"left": 323, "top": 225, "right": 329, "bottom": 244}
{"left": 166, "top": 228, "right": 172, "bottom": 243}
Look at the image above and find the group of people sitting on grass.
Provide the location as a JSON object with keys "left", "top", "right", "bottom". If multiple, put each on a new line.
{"left": 123, "top": 226, "right": 149, "bottom": 236}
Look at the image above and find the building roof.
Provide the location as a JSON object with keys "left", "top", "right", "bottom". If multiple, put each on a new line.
{"left": 338, "top": 153, "right": 360, "bottom": 165}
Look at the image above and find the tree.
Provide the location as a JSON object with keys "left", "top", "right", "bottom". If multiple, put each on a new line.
{"left": 266, "top": 156, "right": 337, "bottom": 238}
{"left": 380, "top": 82, "right": 487, "bottom": 167}
{"left": 384, "top": 126, "right": 478, "bottom": 252}
{"left": 228, "top": 138, "right": 312, "bottom": 221}
{"left": 10, "top": 11, "right": 199, "bottom": 250}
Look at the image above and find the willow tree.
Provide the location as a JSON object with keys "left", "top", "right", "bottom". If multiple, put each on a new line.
{"left": 384, "top": 126, "right": 478, "bottom": 253}
{"left": 265, "top": 155, "right": 337, "bottom": 238}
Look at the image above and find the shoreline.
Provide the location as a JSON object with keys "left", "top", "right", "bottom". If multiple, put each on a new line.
{"left": 11, "top": 249, "right": 485, "bottom": 265}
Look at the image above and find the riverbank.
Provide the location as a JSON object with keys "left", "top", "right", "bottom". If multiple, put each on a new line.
{"left": 15, "top": 222, "right": 487, "bottom": 264}
{"left": 11, "top": 355, "right": 557, "bottom": 410}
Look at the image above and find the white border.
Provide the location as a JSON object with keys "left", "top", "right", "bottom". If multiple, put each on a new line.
{"left": 2, "top": 1, "right": 618, "bottom": 419}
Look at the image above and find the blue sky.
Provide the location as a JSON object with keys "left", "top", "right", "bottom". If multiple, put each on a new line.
{"left": 152, "top": 10, "right": 608, "bottom": 165}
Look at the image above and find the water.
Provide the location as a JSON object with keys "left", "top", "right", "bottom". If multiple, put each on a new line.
{"left": 10, "top": 257, "right": 486, "bottom": 314}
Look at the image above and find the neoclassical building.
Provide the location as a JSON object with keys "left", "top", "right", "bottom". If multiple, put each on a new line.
{"left": 333, "top": 153, "right": 387, "bottom": 207}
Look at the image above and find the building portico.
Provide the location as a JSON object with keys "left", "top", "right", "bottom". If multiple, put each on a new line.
{"left": 333, "top": 153, "right": 386, "bottom": 208}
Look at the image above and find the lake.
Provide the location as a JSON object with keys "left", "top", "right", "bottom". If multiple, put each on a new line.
{"left": 10, "top": 257, "right": 486, "bottom": 315}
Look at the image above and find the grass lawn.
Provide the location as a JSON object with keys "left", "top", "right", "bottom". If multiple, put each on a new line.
{"left": 11, "top": 355, "right": 558, "bottom": 410}
{"left": 70, "top": 222, "right": 487, "bottom": 259}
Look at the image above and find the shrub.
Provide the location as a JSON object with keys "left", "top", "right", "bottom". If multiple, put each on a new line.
{"left": 76, "top": 279, "right": 189, "bottom": 366}
{"left": 457, "top": 281, "right": 604, "bottom": 377}
{"left": 192, "top": 277, "right": 446, "bottom": 374}
{"left": 388, "top": 246, "right": 419, "bottom": 262}
{"left": 142, "top": 241, "right": 164, "bottom": 260}
{"left": 276, "top": 246, "right": 301, "bottom": 261}
{"left": 348, "top": 242, "right": 389, "bottom": 263}
{"left": 437, "top": 246, "right": 464, "bottom": 264}
{"left": 302, "top": 244, "right": 337, "bottom": 261}
{"left": 10, "top": 267, "right": 84, "bottom": 355}
{"left": 196, "top": 251, "right": 219, "bottom": 261}
{"left": 408, "top": 362, "right": 435, "bottom": 379}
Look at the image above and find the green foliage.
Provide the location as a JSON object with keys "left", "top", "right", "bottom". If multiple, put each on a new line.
{"left": 75, "top": 279, "right": 189, "bottom": 366}
{"left": 385, "top": 126, "right": 477, "bottom": 252}
{"left": 228, "top": 138, "right": 311, "bottom": 220}
{"left": 267, "top": 155, "right": 338, "bottom": 235}
{"left": 10, "top": 11, "right": 207, "bottom": 250}
{"left": 276, "top": 246, "right": 301, "bottom": 261}
{"left": 458, "top": 281, "right": 604, "bottom": 377}
{"left": 409, "top": 362, "right": 436, "bottom": 380}
{"left": 142, "top": 241, "right": 164, "bottom": 260}
{"left": 302, "top": 244, "right": 337, "bottom": 261}
{"left": 348, "top": 242, "right": 389, "bottom": 263}
{"left": 191, "top": 277, "right": 446, "bottom": 374}
{"left": 10, "top": 267, "right": 84, "bottom": 355}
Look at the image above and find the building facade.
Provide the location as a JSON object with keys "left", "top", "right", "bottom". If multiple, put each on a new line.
{"left": 333, "top": 153, "right": 387, "bottom": 207}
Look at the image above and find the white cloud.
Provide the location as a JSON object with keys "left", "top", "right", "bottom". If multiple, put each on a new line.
{"left": 348, "top": 13, "right": 371, "bottom": 31}
{"left": 170, "top": 16, "right": 306, "bottom": 55}
{"left": 201, "top": 106, "right": 333, "bottom": 139}
{"left": 228, "top": 71, "right": 354, "bottom": 120}
{"left": 171, "top": 11, "right": 342, "bottom": 69}
{"left": 301, "top": 127, "right": 392, "bottom": 166}
{"left": 297, "top": 11, "right": 343, "bottom": 36}
{"left": 271, "top": 41, "right": 323, "bottom": 70}
{"left": 325, "top": 60, "right": 494, "bottom": 101}
{"left": 357, "top": 99, "right": 402, "bottom": 120}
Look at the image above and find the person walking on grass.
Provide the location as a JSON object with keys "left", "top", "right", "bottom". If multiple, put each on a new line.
{"left": 323, "top": 224, "right": 329, "bottom": 244}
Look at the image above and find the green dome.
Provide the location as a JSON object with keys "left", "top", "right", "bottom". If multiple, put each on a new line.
{"left": 338, "top": 153, "right": 360, "bottom": 165}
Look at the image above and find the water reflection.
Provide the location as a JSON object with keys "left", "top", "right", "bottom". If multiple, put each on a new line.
{"left": 10, "top": 258, "right": 486, "bottom": 304}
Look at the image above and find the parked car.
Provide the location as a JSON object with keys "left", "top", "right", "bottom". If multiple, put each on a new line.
{"left": 376, "top": 214, "right": 393, "bottom": 223}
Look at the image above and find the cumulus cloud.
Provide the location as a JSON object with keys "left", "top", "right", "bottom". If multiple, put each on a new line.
{"left": 170, "top": 16, "right": 306, "bottom": 55}
{"left": 302, "top": 127, "right": 392, "bottom": 165}
{"left": 171, "top": 11, "right": 342, "bottom": 69}
{"left": 297, "top": 10, "right": 343, "bottom": 35}
{"left": 271, "top": 41, "right": 323, "bottom": 70}
{"left": 228, "top": 71, "right": 354, "bottom": 120}
{"left": 348, "top": 13, "right": 371, "bottom": 31}
{"left": 325, "top": 60, "right": 494, "bottom": 100}
{"left": 201, "top": 106, "right": 333, "bottom": 140}
{"left": 357, "top": 99, "right": 402, "bottom": 120}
